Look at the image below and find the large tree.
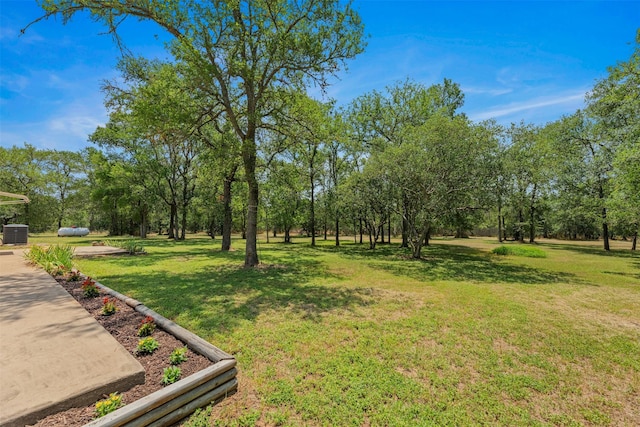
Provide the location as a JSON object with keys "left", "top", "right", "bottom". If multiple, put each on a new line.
{"left": 587, "top": 29, "right": 639, "bottom": 249}
{"left": 346, "top": 79, "right": 465, "bottom": 247}
{"left": 92, "top": 60, "right": 202, "bottom": 240}
{"left": 381, "top": 115, "right": 496, "bottom": 258}
{"left": 32, "top": 0, "right": 365, "bottom": 266}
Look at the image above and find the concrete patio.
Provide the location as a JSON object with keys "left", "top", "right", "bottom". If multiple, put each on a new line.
{"left": 0, "top": 248, "right": 144, "bottom": 426}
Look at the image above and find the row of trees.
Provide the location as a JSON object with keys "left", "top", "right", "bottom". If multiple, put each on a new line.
{"left": 4, "top": 2, "right": 637, "bottom": 264}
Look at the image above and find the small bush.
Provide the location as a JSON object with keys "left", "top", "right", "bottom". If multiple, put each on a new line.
{"left": 82, "top": 277, "right": 100, "bottom": 298}
{"left": 137, "top": 316, "right": 156, "bottom": 337}
{"left": 101, "top": 297, "right": 117, "bottom": 316}
{"left": 103, "top": 239, "right": 146, "bottom": 255}
{"left": 95, "top": 392, "right": 123, "bottom": 418}
{"left": 491, "top": 245, "right": 547, "bottom": 258}
{"left": 161, "top": 366, "right": 182, "bottom": 385}
{"left": 169, "top": 347, "right": 188, "bottom": 365}
{"left": 136, "top": 337, "right": 159, "bottom": 355}
{"left": 67, "top": 269, "right": 82, "bottom": 282}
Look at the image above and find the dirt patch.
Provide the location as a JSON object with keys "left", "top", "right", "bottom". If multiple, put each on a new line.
{"left": 29, "top": 277, "right": 212, "bottom": 426}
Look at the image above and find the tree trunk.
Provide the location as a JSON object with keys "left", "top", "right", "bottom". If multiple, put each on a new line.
{"left": 380, "top": 219, "right": 385, "bottom": 243}
{"left": 517, "top": 208, "right": 524, "bottom": 243}
{"left": 222, "top": 177, "right": 233, "bottom": 251}
{"left": 401, "top": 213, "right": 408, "bottom": 247}
{"left": 529, "top": 184, "right": 537, "bottom": 243}
{"left": 140, "top": 203, "right": 147, "bottom": 239}
{"left": 335, "top": 216, "right": 340, "bottom": 247}
{"left": 180, "top": 203, "right": 187, "bottom": 240}
{"left": 498, "top": 204, "right": 503, "bottom": 243}
{"left": 243, "top": 136, "right": 259, "bottom": 266}
{"left": 310, "top": 174, "right": 316, "bottom": 247}
{"left": 632, "top": 231, "right": 637, "bottom": 251}
{"left": 353, "top": 219, "right": 357, "bottom": 243}
{"left": 502, "top": 215, "right": 507, "bottom": 241}
{"left": 412, "top": 227, "right": 429, "bottom": 259}
{"left": 168, "top": 203, "right": 177, "bottom": 239}
{"left": 359, "top": 218, "right": 363, "bottom": 244}
{"left": 602, "top": 207, "right": 610, "bottom": 251}
{"left": 388, "top": 218, "right": 391, "bottom": 244}
{"left": 208, "top": 218, "right": 215, "bottom": 239}
{"left": 284, "top": 228, "right": 291, "bottom": 243}
{"left": 529, "top": 205, "right": 536, "bottom": 243}
{"left": 596, "top": 181, "right": 610, "bottom": 251}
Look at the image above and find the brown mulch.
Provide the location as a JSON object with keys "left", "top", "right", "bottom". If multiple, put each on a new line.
{"left": 29, "top": 276, "right": 212, "bottom": 426}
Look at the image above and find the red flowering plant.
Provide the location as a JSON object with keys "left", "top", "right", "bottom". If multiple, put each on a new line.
{"left": 137, "top": 316, "right": 156, "bottom": 337}
{"left": 81, "top": 277, "right": 100, "bottom": 298}
{"left": 67, "top": 268, "right": 82, "bottom": 282}
{"left": 101, "top": 297, "right": 117, "bottom": 316}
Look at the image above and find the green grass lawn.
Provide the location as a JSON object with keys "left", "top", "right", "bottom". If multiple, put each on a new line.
{"left": 36, "top": 233, "right": 639, "bottom": 426}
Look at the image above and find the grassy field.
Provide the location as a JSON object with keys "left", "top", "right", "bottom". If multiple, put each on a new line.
{"left": 29, "top": 233, "right": 639, "bottom": 426}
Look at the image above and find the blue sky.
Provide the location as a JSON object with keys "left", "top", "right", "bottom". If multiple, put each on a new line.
{"left": 1, "top": 0, "right": 638, "bottom": 152}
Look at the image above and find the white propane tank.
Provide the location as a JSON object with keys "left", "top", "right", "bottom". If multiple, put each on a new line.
{"left": 57, "top": 227, "right": 90, "bottom": 237}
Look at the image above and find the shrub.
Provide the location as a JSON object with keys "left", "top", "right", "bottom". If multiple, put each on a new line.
{"left": 161, "top": 366, "right": 182, "bottom": 385}
{"left": 101, "top": 297, "right": 117, "bottom": 316}
{"left": 103, "top": 239, "right": 146, "bottom": 255}
{"left": 67, "top": 268, "right": 82, "bottom": 282}
{"left": 82, "top": 277, "right": 100, "bottom": 298}
{"left": 137, "top": 316, "right": 156, "bottom": 337}
{"left": 491, "top": 245, "right": 547, "bottom": 258}
{"left": 169, "top": 347, "right": 188, "bottom": 365}
{"left": 95, "top": 392, "right": 123, "bottom": 418}
{"left": 136, "top": 337, "right": 159, "bottom": 355}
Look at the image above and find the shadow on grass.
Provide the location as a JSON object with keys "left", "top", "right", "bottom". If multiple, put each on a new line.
{"left": 537, "top": 242, "right": 638, "bottom": 259}
{"left": 81, "top": 243, "right": 246, "bottom": 268}
{"left": 96, "top": 252, "right": 374, "bottom": 338}
{"left": 312, "top": 242, "right": 573, "bottom": 285}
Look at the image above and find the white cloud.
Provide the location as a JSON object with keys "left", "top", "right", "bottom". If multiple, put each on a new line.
{"left": 1, "top": 96, "right": 107, "bottom": 151}
{"left": 462, "top": 86, "right": 513, "bottom": 96}
{"left": 0, "top": 73, "right": 30, "bottom": 94}
{"left": 469, "top": 91, "right": 586, "bottom": 122}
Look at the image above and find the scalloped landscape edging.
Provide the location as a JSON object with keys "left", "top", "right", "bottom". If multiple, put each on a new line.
{"left": 85, "top": 281, "right": 237, "bottom": 427}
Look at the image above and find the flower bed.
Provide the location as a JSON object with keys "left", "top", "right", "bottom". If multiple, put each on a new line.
{"left": 30, "top": 274, "right": 236, "bottom": 426}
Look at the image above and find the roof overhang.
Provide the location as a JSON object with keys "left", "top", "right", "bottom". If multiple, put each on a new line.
{"left": 0, "top": 191, "right": 30, "bottom": 205}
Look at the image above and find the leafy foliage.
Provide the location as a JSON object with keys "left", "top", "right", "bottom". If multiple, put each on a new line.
{"left": 25, "top": 244, "right": 74, "bottom": 275}
{"left": 137, "top": 316, "right": 156, "bottom": 337}
{"left": 136, "top": 337, "right": 159, "bottom": 355}
{"left": 161, "top": 366, "right": 182, "bottom": 386}
{"left": 94, "top": 392, "right": 123, "bottom": 418}
{"left": 169, "top": 347, "right": 188, "bottom": 365}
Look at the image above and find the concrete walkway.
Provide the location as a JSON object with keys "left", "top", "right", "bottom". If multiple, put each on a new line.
{"left": 0, "top": 249, "right": 144, "bottom": 426}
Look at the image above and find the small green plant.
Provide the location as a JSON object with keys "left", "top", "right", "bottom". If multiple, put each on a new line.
{"left": 94, "top": 392, "right": 123, "bottom": 418}
{"left": 182, "top": 405, "right": 213, "bottom": 427}
{"left": 136, "top": 336, "right": 159, "bottom": 355}
{"left": 104, "top": 239, "right": 146, "bottom": 255}
{"left": 491, "top": 245, "right": 547, "bottom": 258}
{"left": 101, "top": 297, "right": 117, "bottom": 316}
{"left": 67, "top": 268, "right": 82, "bottom": 282}
{"left": 82, "top": 277, "right": 100, "bottom": 298}
{"left": 169, "top": 347, "right": 188, "bottom": 365}
{"left": 137, "top": 316, "right": 156, "bottom": 337}
{"left": 161, "top": 366, "right": 182, "bottom": 385}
